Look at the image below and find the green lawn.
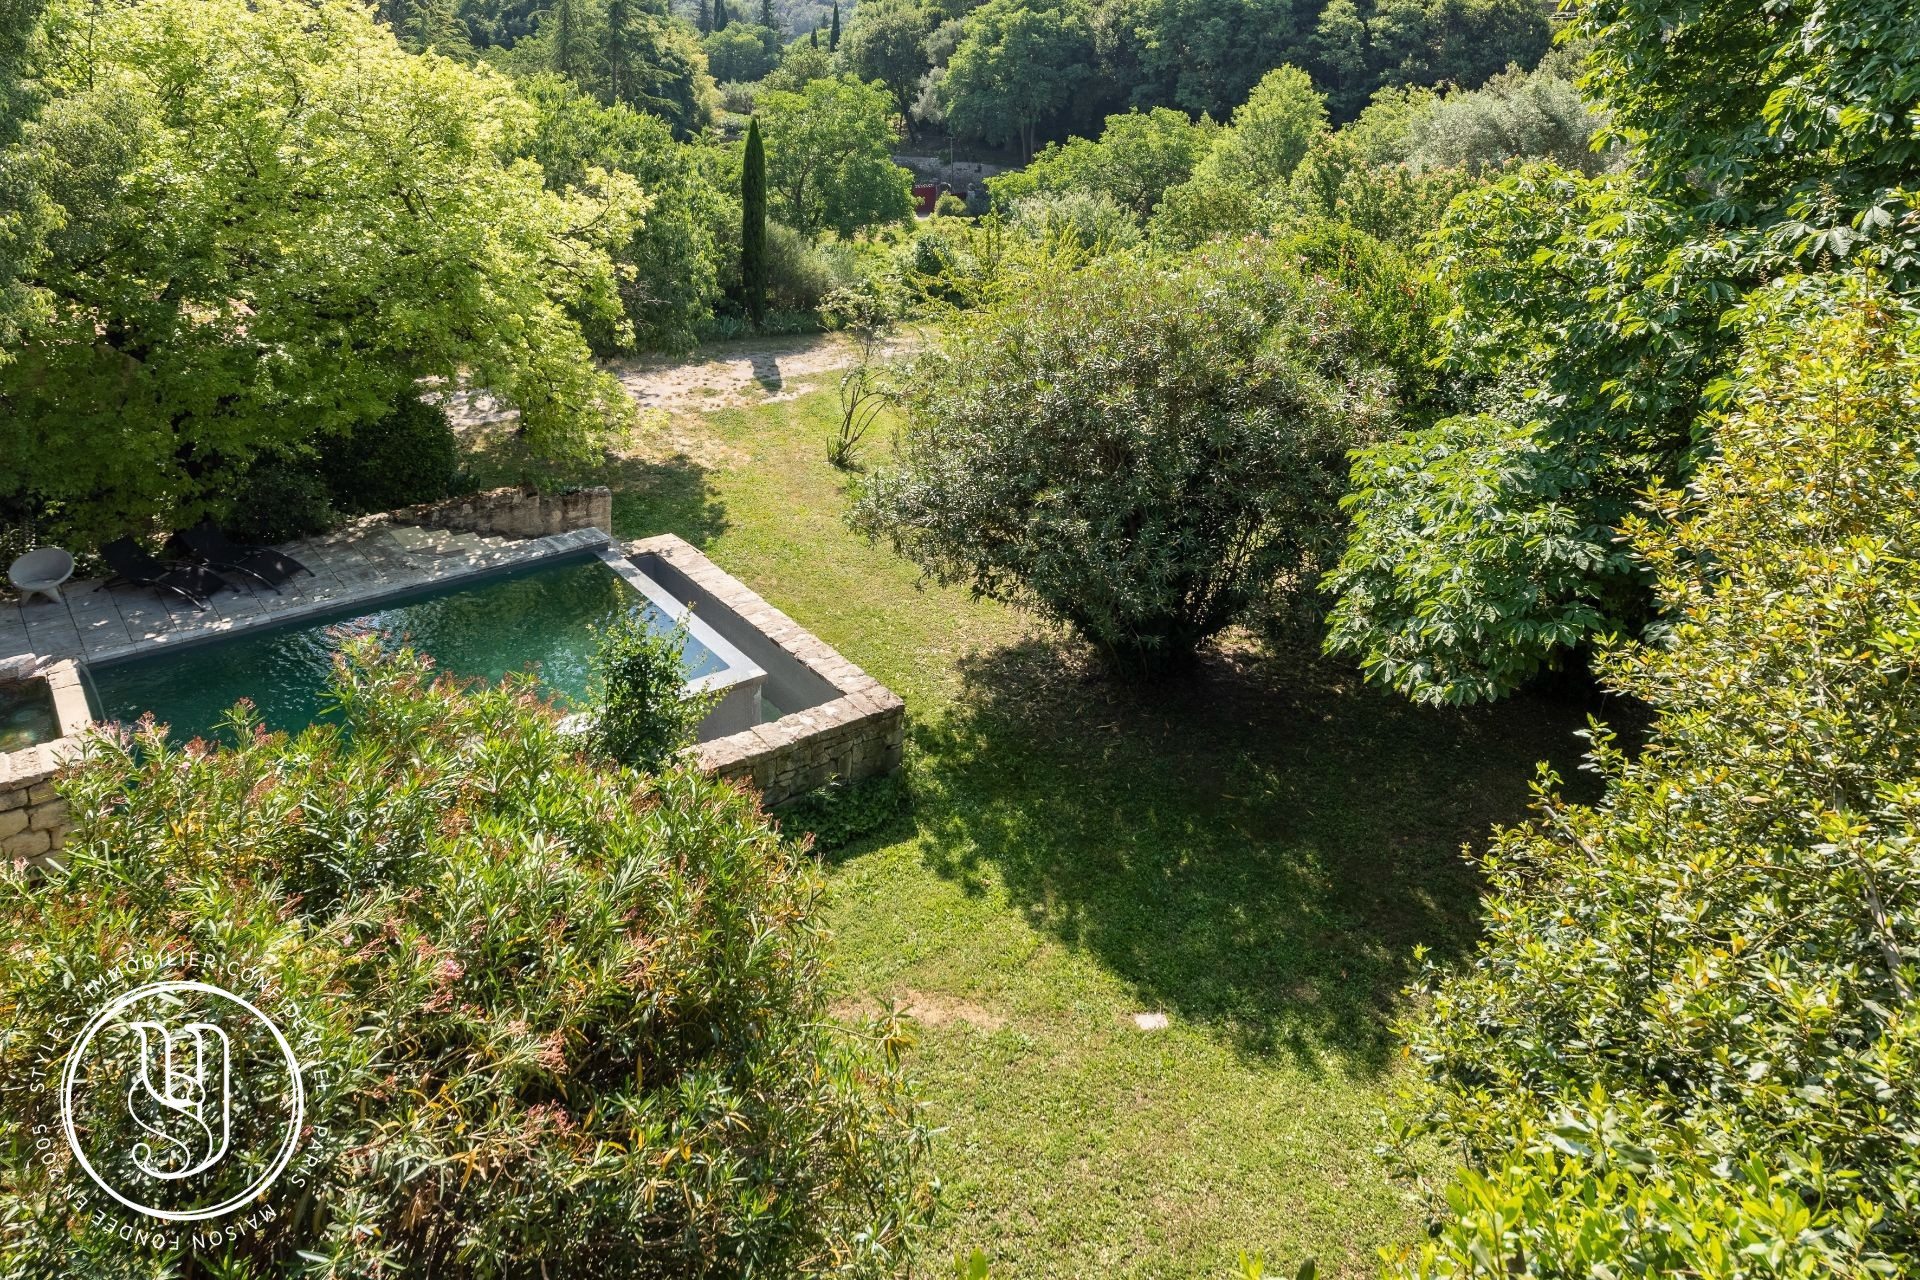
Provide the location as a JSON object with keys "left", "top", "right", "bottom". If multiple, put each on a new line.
{"left": 607, "top": 388, "right": 1596, "bottom": 1278}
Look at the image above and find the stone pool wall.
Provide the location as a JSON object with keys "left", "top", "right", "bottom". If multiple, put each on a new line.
{"left": 392, "top": 486, "right": 613, "bottom": 541}
{"left": 629, "top": 535, "right": 906, "bottom": 808}
{"left": 0, "top": 659, "right": 89, "bottom": 865}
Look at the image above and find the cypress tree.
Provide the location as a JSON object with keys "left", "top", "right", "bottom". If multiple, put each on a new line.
{"left": 741, "top": 116, "right": 768, "bottom": 329}
{"left": 810, "top": 24, "right": 818, "bottom": 46}
{"left": 550, "top": 0, "right": 583, "bottom": 77}
{"left": 828, "top": 0, "right": 839, "bottom": 49}
{"left": 697, "top": 0, "right": 711, "bottom": 32}
{"left": 759, "top": 0, "right": 773, "bottom": 27}
{"left": 605, "top": 0, "right": 632, "bottom": 100}
{"left": 713, "top": 0, "right": 728, "bottom": 29}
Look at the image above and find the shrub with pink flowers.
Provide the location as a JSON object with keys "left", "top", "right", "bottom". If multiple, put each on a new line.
{"left": 0, "top": 639, "right": 934, "bottom": 1278}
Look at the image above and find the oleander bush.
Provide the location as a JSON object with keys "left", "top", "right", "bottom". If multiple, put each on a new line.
{"left": 849, "top": 241, "right": 1397, "bottom": 678}
{"left": 0, "top": 640, "right": 935, "bottom": 1278}
{"left": 1391, "top": 281, "right": 1920, "bottom": 1277}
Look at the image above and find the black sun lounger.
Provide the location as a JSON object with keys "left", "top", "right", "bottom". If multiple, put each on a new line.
{"left": 179, "top": 521, "right": 312, "bottom": 591}
{"left": 100, "top": 538, "right": 226, "bottom": 610}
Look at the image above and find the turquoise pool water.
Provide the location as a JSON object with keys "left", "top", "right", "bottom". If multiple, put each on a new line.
{"left": 88, "top": 555, "right": 724, "bottom": 742}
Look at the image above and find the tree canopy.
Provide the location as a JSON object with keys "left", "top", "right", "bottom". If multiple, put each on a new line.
{"left": 1394, "top": 280, "right": 1920, "bottom": 1277}
{"left": 1, "top": 0, "right": 642, "bottom": 549}
{"left": 757, "top": 74, "right": 915, "bottom": 235}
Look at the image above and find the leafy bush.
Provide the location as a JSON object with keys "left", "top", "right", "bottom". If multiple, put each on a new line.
{"left": 933, "top": 192, "right": 967, "bottom": 217}
{"left": 850, "top": 242, "right": 1396, "bottom": 677}
{"left": 0, "top": 641, "right": 935, "bottom": 1276}
{"left": 590, "top": 611, "right": 716, "bottom": 772}
{"left": 224, "top": 453, "right": 338, "bottom": 545}
{"left": 321, "top": 395, "right": 465, "bottom": 516}
{"left": 1392, "top": 282, "right": 1920, "bottom": 1276}
{"left": 1277, "top": 221, "right": 1454, "bottom": 425}
{"left": 1321, "top": 412, "right": 1638, "bottom": 704}
{"left": 776, "top": 772, "right": 914, "bottom": 854}
{"left": 1008, "top": 189, "right": 1141, "bottom": 252}
{"left": 1324, "top": 163, "right": 1712, "bottom": 703}
{"left": 751, "top": 222, "right": 874, "bottom": 315}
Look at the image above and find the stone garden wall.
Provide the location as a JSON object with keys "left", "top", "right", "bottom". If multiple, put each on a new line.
{"left": 0, "top": 659, "right": 88, "bottom": 865}
{"left": 629, "top": 535, "right": 907, "bottom": 809}
{"left": 392, "top": 486, "right": 613, "bottom": 540}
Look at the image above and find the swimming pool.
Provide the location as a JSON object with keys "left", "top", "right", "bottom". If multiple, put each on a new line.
{"left": 86, "top": 552, "right": 763, "bottom": 742}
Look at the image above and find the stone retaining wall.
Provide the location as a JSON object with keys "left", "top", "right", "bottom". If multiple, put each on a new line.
{"left": 0, "top": 659, "right": 88, "bottom": 865}
{"left": 630, "top": 535, "right": 906, "bottom": 808}
{"left": 392, "top": 486, "right": 613, "bottom": 540}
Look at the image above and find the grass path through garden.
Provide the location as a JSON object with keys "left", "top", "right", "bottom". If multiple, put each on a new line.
{"left": 604, "top": 386, "right": 1598, "bottom": 1278}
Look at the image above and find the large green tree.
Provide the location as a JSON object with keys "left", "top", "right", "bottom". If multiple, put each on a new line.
{"left": 601, "top": 0, "right": 716, "bottom": 137}
{"left": 841, "top": 0, "right": 936, "bottom": 133}
{"left": 516, "top": 72, "right": 731, "bottom": 351}
{"left": 1326, "top": 0, "right": 1920, "bottom": 704}
{"left": 0, "top": 0, "right": 642, "bottom": 547}
{"left": 1112, "top": 0, "right": 1298, "bottom": 121}
{"left": 1394, "top": 280, "right": 1920, "bottom": 1277}
{"left": 941, "top": 0, "right": 1093, "bottom": 158}
{"left": 985, "top": 106, "right": 1215, "bottom": 222}
{"left": 757, "top": 75, "right": 915, "bottom": 235}
{"left": 1187, "top": 63, "right": 1328, "bottom": 190}
{"left": 702, "top": 20, "right": 782, "bottom": 80}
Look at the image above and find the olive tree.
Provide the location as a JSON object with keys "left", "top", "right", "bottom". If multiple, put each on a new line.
{"left": 849, "top": 242, "right": 1397, "bottom": 678}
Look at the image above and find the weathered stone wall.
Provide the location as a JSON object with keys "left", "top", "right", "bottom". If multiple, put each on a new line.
{"left": 0, "top": 659, "right": 88, "bottom": 865}
{"left": 698, "top": 692, "right": 905, "bottom": 808}
{"left": 629, "top": 535, "right": 907, "bottom": 809}
{"left": 392, "top": 486, "right": 613, "bottom": 540}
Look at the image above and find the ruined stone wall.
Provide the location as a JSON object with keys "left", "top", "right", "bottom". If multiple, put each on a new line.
{"left": 392, "top": 486, "right": 613, "bottom": 540}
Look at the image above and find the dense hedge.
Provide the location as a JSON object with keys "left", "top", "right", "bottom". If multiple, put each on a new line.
{"left": 1394, "top": 282, "right": 1920, "bottom": 1276}
{"left": 0, "top": 642, "right": 934, "bottom": 1278}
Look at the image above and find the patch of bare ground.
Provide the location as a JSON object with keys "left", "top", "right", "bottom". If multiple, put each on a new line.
{"left": 830, "top": 989, "right": 1007, "bottom": 1031}
{"left": 606, "top": 331, "right": 917, "bottom": 415}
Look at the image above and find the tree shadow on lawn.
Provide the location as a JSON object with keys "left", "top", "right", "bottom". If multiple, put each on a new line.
{"left": 608, "top": 454, "right": 730, "bottom": 547}
{"left": 909, "top": 636, "right": 1606, "bottom": 1075}
{"left": 748, "top": 352, "right": 784, "bottom": 393}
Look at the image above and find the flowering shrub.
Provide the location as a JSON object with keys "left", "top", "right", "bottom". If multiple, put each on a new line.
{"left": 0, "top": 640, "right": 934, "bottom": 1277}
{"left": 1392, "top": 282, "right": 1920, "bottom": 1276}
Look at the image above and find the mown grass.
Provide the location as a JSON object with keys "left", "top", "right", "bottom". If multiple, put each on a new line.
{"left": 607, "top": 388, "right": 1599, "bottom": 1278}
